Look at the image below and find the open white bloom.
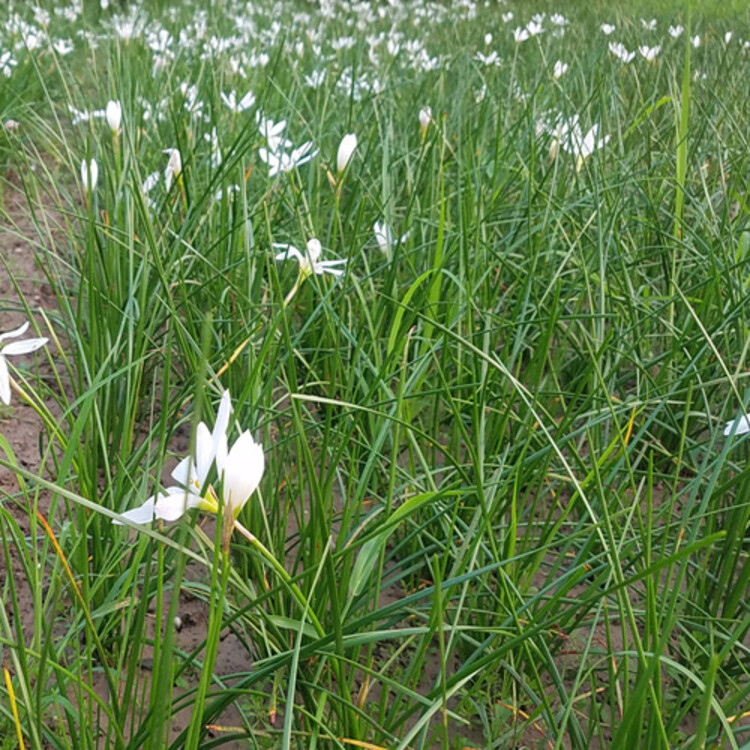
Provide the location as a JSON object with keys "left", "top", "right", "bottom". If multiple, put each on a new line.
{"left": 553, "top": 60, "right": 568, "bottom": 79}
{"left": 259, "top": 141, "right": 317, "bottom": 177}
{"left": 0, "top": 323, "right": 48, "bottom": 405}
{"left": 724, "top": 415, "right": 750, "bottom": 437}
{"left": 639, "top": 45, "right": 661, "bottom": 61}
{"left": 115, "top": 391, "right": 242, "bottom": 525}
{"left": 609, "top": 42, "right": 636, "bottom": 63}
{"left": 256, "top": 114, "right": 290, "bottom": 152}
{"left": 163, "top": 148, "right": 182, "bottom": 191}
{"left": 106, "top": 100, "right": 122, "bottom": 132}
{"left": 220, "top": 89, "right": 255, "bottom": 113}
{"left": 513, "top": 27, "right": 530, "bottom": 43}
{"left": 501, "top": 12, "right": 513, "bottom": 23}
{"left": 373, "top": 221, "right": 409, "bottom": 256}
{"left": 337, "top": 133, "right": 358, "bottom": 174}
{"left": 601, "top": 24, "right": 616, "bottom": 36}
{"left": 550, "top": 14, "right": 568, "bottom": 26}
{"left": 81, "top": 159, "right": 98, "bottom": 192}
{"left": 274, "top": 238, "right": 347, "bottom": 278}
{"left": 546, "top": 115, "right": 609, "bottom": 170}
{"left": 475, "top": 51, "right": 502, "bottom": 66}
{"left": 669, "top": 25, "right": 684, "bottom": 38}
{"left": 304, "top": 69, "right": 327, "bottom": 88}
{"left": 641, "top": 18, "right": 657, "bottom": 31}
{"left": 53, "top": 39, "right": 74, "bottom": 56}
{"left": 526, "top": 20, "right": 544, "bottom": 36}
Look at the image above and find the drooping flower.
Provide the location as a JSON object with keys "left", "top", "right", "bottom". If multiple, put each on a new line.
{"left": 274, "top": 238, "right": 347, "bottom": 278}
{"left": 337, "top": 133, "right": 357, "bottom": 174}
{"left": 114, "top": 391, "right": 239, "bottom": 525}
{"left": 81, "top": 158, "right": 98, "bottom": 192}
{"left": 0, "top": 322, "right": 48, "bottom": 405}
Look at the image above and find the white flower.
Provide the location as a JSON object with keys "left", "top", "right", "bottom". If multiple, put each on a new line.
{"left": 81, "top": 159, "right": 98, "bottom": 192}
{"left": 601, "top": 23, "right": 616, "bottom": 36}
{"left": 668, "top": 25, "right": 684, "bottom": 38}
{"left": 513, "top": 27, "right": 530, "bottom": 43}
{"left": 0, "top": 52, "right": 17, "bottom": 78}
{"left": 547, "top": 115, "right": 610, "bottom": 170}
{"left": 304, "top": 69, "right": 327, "bottom": 88}
{"left": 526, "top": 20, "right": 544, "bottom": 36}
{"left": 641, "top": 18, "right": 657, "bottom": 31}
{"left": 691, "top": 35, "right": 701, "bottom": 48}
{"left": 115, "top": 391, "right": 236, "bottom": 525}
{"left": 475, "top": 51, "right": 502, "bottom": 66}
{"left": 52, "top": 39, "right": 74, "bottom": 55}
{"left": 259, "top": 141, "right": 317, "bottom": 177}
{"left": 0, "top": 323, "right": 48, "bottom": 405}
{"left": 216, "top": 430, "right": 265, "bottom": 519}
{"left": 724, "top": 31, "right": 733, "bottom": 44}
{"left": 550, "top": 14, "right": 568, "bottom": 26}
{"left": 419, "top": 106, "right": 432, "bottom": 130}
{"left": 553, "top": 60, "right": 568, "bottom": 79}
{"left": 639, "top": 45, "right": 661, "bottom": 61}
{"left": 106, "top": 100, "right": 122, "bottom": 132}
{"left": 373, "top": 221, "right": 409, "bottom": 256}
{"left": 163, "top": 148, "right": 182, "bottom": 191}
{"left": 501, "top": 12, "right": 513, "bottom": 23}
{"left": 274, "top": 238, "right": 347, "bottom": 278}
{"left": 220, "top": 89, "right": 255, "bottom": 113}
{"left": 337, "top": 133, "right": 357, "bottom": 174}
{"left": 609, "top": 42, "right": 635, "bottom": 63}
{"left": 256, "top": 114, "right": 290, "bottom": 152}
{"left": 724, "top": 415, "right": 750, "bottom": 437}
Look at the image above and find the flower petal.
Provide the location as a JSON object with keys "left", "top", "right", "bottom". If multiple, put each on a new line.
{"left": 274, "top": 244, "right": 303, "bottom": 263}
{"left": 112, "top": 496, "right": 156, "bottom": 525}
{"left": 154, "top": 486, "right": 203, "bottom": 522}
{"left": 194, "top": 422, "right": 214, "bottom": 486}
{"left": 724, "top": 415, "right": 750, "bottom": 437}
{"left": 0, "top": 355, "right": 10, "bottom": 405}
{"left": 0, "top": 322, "right": 30, "bottom": 345}
{"left": 219, "top": 431, "right": 264, "bottom": 515}
{"left": 1, "top": 337, "right": 48, "bottom": 356}
{"left": 212, "top": 391, "right": 232, "bottom": 453}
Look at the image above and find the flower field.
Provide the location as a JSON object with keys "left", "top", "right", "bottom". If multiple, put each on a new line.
{"left": 1, "top": 0, "right": 750, "bottom": 747}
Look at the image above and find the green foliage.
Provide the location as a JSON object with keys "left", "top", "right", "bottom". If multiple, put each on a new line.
{"left": 1, "top": 0, "right": 749, "bottom": 748}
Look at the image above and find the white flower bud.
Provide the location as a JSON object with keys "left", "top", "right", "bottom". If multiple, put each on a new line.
{"left": 106, "top": 100, "right": 122, "bottom": 132}
{"left": 336, "top": 133, "right": 357, "bottom": 174}
{"left": 80, "top": 158, "right": 98, "bottom": 192}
